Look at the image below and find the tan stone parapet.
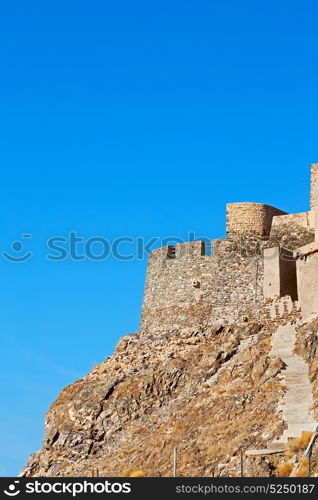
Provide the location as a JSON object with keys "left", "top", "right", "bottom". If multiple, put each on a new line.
{"left": 271, "top": 210, "right": 314, "bottom": 231}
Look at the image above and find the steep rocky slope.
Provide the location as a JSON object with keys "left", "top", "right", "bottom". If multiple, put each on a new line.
{"left": 21, "top": 311, "right": 318, "bottom": 478}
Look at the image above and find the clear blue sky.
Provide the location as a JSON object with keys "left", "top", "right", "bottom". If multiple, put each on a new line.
{"left": 0, "top": 0, "right": 317, "bottom": 477}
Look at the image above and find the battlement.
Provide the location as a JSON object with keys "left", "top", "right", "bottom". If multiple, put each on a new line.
{"left": 149, "top": 241, "right": 206, "bottom": 262}
{"left": 140, "top": 237, "right": 264, "bottom": 333}
{"left": 271, "top": 211, "right": 314, "bottom": 231}
{"left": 226, "top": 202, "right": 286, "bottom": 237}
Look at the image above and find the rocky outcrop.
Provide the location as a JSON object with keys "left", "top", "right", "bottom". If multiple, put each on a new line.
{"left": 22, "top": 315, "right": 317, "bottom": 478}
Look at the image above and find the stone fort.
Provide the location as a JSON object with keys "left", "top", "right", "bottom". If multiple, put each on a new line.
{"left": 140, "top": 163, "right": 318, "bottom": 334}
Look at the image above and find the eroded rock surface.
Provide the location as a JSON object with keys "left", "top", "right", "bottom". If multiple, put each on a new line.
{"left": 21, "top": 320, "right": 295, "bottom": 477}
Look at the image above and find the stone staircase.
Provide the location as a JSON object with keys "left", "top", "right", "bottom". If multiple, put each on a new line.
{"left": 269, "top": 322, "right": 316, "bottom": 448}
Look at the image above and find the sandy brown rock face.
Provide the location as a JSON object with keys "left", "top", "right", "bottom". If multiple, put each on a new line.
{"left": 19, "top": 164, "right": 318, "bottom": 478}
{"left": 21, "top": 320, "right": 297, "bottom": 478}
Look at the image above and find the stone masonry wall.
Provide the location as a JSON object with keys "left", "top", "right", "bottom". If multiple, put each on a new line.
{"left": 310, "top": 163, "right": 318, "bottom": 209}
{"left": 140, "top": 227, "right": 314, "bottom": 334}
{"left": 269, "top": 221, "right": 314, "bottom": 250}
{"left": 226, "top": 202, "right": 286, "bottom": 238}
{"left": 140, "top": 240, "right": 264, "bottom": 334}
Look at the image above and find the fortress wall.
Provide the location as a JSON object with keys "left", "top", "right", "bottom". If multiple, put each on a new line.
{"left": 269, "top": 213, "right": 315, "bottom": 250}
{"left": 212, "top": 236, "right": 264, "bottom": 257}
{"left": 140, "top": 240, "right": 264, "bottom": 333}
{"left": 226, "top": 202, "right": 286, "bottom": 238}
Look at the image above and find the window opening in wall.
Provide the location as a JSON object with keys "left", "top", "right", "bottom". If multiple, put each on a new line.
{"left": 167, "top": 245, "right": 176, "bottom": 259}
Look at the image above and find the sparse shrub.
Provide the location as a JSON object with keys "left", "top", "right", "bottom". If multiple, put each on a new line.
{"left": 298, "top": 431, "right": 313, "bottom": 449}
{"left": 261, "top": 336, "right": 271, "bottom": 344}
{"left": 121, "top": 467, "right": 133, "bottom": 477}
{"left": 206, "top": 442, "right": 227, "bottom": 458}
{"left": 120, "top": 467, "right": 146, "bottom": 477}
{"left": 276, "top": 462, "right": 293, "bottom": 477}
{"left": 129, "top": 470, "right": 145, "bottom": 477}
{"left": 295, "top": 457, "right": 309, "bottom": 477}
{"left": 285, "top": 431, "right": 314, "bottom": 458}
{"left": 285, "top": 438, "right": 302, "bottom": 457}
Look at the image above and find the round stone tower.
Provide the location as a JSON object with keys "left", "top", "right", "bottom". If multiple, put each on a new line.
{"left": 226, "top": 202, "right": 286, "bottom": 238}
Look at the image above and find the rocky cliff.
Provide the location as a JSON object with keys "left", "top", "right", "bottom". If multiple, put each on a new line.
{"left": 20, "top": 312, "right": 318, "bottom": 477}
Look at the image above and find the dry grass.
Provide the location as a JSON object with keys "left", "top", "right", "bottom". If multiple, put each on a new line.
{"left": 253, "top": 413, "right": 271, "bottom": 420}
{"left": 261, "top": 336, "right": 271, "bottom": 347}
{"left": 206, "top": 442, "right": 229, "bottom": 459}
{"left": 276, "top": 462, "right": 293, "bottom": 477}
{"left": 298, "top": 431, "right": 313, "bottom": 449}
{"left": 213, "top": 387, "right": 226, "bottom": 395}
{"left": 121, "top": 467, "right": 133, "bottom": 477}
{"left": 295, "top": 457, "right": 309, "bottom": 477}
{"left": 117, "top": 447, "right": 137, "bottom": 461}
{"left": 121, "top": 467, "right": 146, "bottom": 477}
{"left": 285, "top": 431, "right": 314, "bottom": 458}
{"left": 285, "top": 438, "right": 302, "bottom": 458}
